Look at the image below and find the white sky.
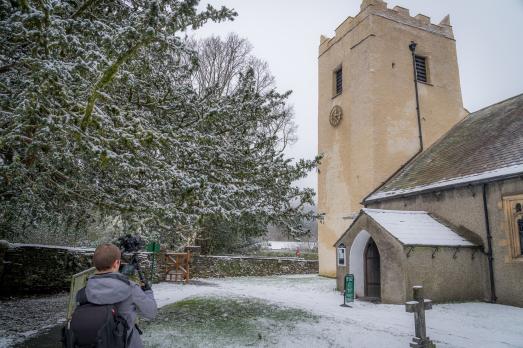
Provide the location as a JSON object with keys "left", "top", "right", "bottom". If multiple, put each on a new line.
{"left": 193, "top": 0, "right": 523, "bottom": 193}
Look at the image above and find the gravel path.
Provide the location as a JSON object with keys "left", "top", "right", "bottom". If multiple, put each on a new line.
{"left": 0, "top": 293, "right": 68, "bottom": 347}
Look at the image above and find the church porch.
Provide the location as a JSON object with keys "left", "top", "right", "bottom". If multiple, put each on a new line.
{"left": 335, "top": 209, "right": 485, "bottom": 304}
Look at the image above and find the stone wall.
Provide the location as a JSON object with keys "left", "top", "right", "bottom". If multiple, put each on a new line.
{"left": 0, "top": 243, "right": 95, "bottom": 295}
{"left": 190, "top": 255, "right": 318, "bottom": 278}
{"left": 0, "top": 243, "right": 159, "bottom": 296}
{"left": 0, "top": 243, "right": 319, "bottom": 295}
{"left": 0, "top": 240, "right": 9, "bottom": 282}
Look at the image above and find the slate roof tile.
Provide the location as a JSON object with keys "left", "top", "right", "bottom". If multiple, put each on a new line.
{"left": 366, "top": 94, "right": 523, "bottom": 202}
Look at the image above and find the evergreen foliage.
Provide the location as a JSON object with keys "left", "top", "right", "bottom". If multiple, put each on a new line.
{"left": 0, "top": 0, "right": 320, "bottom": 245}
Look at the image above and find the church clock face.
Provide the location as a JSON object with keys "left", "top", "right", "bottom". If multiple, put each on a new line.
{"left": 330, "top": 105, "right": 343, "bottom": 127}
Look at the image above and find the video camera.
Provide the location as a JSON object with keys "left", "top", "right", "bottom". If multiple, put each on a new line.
{"left": 116, "top": 234, "right": 147, "bottom": 285}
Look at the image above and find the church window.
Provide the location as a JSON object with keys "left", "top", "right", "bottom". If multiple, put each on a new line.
{"left": 414, "top": 55, "right": 428, "bottom": 83}
{"left": 334, "top": 67, "right": 343, "bottom": 96}
{"left": 502, "top": 195, "right": 523, "bottom": 259}
{"left": 337, "top": 243, "right": 346, "bottom": 266}
{"left": 519, "top": 218, "right": 523, "bottom": 255}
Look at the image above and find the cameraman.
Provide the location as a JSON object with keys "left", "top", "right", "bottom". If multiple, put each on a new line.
{"left": 84, "top": 243, "right": 157, "bottom": 348}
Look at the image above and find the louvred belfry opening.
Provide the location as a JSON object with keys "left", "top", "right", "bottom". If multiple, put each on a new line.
{"left": 415, "top": 55, "right": 428, "bottom": 83}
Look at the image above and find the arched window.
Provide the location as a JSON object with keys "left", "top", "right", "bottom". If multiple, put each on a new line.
{"left": 337, "top": 243, "right": 346, "bottom": 266}
{"left": 503, "top": 196, "right": 523, "bottom": 258}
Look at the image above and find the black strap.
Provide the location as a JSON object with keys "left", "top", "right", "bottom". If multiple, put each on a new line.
{"left": 134, "top": 323, "right": 143, "bottom": 335}
{"left": 76, "top": 287, "right": 89, "bottom": 305}
{"left": 127, "top": 327, "right": 134, "bottom": 347}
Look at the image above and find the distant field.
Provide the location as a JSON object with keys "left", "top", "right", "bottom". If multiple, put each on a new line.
{"left": 245, "top": 250, "right": 318, "bottom": 260}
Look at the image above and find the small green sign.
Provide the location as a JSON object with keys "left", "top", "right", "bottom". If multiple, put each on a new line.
{"left": 146, "top": 241, "right": 160, "bottom": 253}
{"left": 344, "top": 273, "right": 354, "bottom": 303}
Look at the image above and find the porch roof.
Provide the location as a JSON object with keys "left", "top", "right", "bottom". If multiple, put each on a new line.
{"left": 335, "top": 208, "right": 477, "bottom": 247}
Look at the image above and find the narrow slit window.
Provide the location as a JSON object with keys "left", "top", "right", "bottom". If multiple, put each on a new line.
{"left": 335, "top": 67, "right": 343, "bottom": 95}
{"left": 518, "top": 218, "right": 523, "bottom": 255}
{"left": 337, "top": 243, "right": 346, "bottom": 266}
{"left": 414, "top": 55, "right": 428, "bottom": 83}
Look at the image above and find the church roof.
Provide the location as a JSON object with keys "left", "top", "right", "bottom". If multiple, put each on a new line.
{"left": 362, "top": 209, "right": 475, "bottom": 247}
{"left": 365, "top": 93, "right": 523, "bottom": 203}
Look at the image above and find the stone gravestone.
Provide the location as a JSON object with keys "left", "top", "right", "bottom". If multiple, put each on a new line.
{"left": 405, "top": 285, "right": 436, "bottom": 348}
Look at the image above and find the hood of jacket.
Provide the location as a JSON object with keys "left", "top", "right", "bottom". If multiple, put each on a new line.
{"left": 85, "top": 272, "right": 131, "bottom": 304}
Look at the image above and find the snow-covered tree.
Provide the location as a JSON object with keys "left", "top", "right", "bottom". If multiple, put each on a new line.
{"left": 0, "top": 0, "right": 320, "bottom": 246}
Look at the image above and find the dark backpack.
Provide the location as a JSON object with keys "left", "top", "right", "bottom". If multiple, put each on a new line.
{"left": 62, "top": 280, "right": 131, "bottom": 348}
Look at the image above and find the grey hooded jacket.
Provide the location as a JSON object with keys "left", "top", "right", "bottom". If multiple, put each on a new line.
{"left": 85, "top": 272, "right": 158, "bottom": 348}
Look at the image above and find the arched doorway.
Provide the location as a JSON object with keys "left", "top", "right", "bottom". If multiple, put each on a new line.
{"left": 349, "top": 230, "right": 371, "bottom": 297}
{"left": 364, "top": 238, "right": 381, "bottom": 299}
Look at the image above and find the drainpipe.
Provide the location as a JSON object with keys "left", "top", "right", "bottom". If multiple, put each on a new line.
{"left": 409, "top": 41, "right": 424, "bottom": 151}
{"left": 360, "top": 42, "right": 425, "bottom": 206}
{"left": 482, "top": 184, "right": 497, "bottom": 303}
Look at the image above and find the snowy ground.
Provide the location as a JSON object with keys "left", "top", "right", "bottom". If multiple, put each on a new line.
{"left": 149, "top": 275, "right": 523, "bottom": 348}
{"left": 0, "top": 293, "right": 68, "bottom": 347}
{"left": 2, "top": 275, "right": 523, "bottom": 347}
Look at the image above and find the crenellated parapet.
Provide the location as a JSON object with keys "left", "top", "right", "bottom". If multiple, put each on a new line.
{"left": 320, "top": 0, "right": 453, "bottom": 55}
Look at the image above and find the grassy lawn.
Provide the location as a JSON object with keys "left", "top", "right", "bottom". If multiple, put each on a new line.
{"left": 141, "top": 296, "right": 318, "bottom": 348}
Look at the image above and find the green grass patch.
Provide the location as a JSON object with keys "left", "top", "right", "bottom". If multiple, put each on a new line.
{"left": 141, "top": 296, "right": 318, "bottom": 347}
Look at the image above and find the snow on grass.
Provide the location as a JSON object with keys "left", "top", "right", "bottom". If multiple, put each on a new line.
{"left": 0, "top": 338, "right": 12, "bottom": 348}
{"left": 150, "top": 275, "right": 523, "bottom": 348}
{"left": 3, "top": 275, "right": 522, "bottom": 347}
{"left": 141, "top": 296, "right": 319, "bottom": 347}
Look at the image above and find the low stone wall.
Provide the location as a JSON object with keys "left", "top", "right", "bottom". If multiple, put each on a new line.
{"left": 0, "top": 243, "right": 158, "bottom": 295}
{"left": 0, "top": 243, "right": 95, "bottom": 295}
{"left": 0, "top": 242, "right": 319, "bottom": 295}
{"left": 190, "top": 255, "right": 318, "bottom": 278}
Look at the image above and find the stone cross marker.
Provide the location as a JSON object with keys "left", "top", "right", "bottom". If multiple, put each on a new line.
{"left": 405, "top": 285, "right": 436, "bottom": 348}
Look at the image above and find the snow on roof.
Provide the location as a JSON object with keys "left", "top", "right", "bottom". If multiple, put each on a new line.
{"left": 365, "top": 94, "right": 523, "bottom": 203}
{"left": 367, "top": 163, "right": 523, "bottom": 201}
{"left": 363, "top": 208, "right": 476, "bottom": 247}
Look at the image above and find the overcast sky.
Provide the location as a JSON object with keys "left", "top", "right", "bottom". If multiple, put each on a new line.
{"left": 193, "top": 0, "right": 523, "bottom": 193}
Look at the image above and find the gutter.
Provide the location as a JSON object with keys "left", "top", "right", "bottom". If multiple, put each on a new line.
{"left": 482, "top": 184, "right": 497, "bottom": 303}
{"left": 365, "top": 172, "right": 523, "bottom": 205}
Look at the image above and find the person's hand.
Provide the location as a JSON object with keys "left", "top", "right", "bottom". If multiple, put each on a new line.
{"left": 141, "top": 281, "right": 152, "bottom": 291}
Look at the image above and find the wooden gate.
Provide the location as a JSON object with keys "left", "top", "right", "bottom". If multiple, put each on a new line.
{"left": 164, "top": 252, "right": 191, "bottom": 283}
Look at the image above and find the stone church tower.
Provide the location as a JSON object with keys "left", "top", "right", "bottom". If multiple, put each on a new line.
{"left": 317, "top": 0, "right": 468, "bottom": 276}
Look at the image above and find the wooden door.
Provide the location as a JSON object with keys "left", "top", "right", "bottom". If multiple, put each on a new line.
{"left": 518, "top": 218, "right": 523, "bottom": 255}
{"left": 365, "top": 238, "right": 381, "bottom": 298}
